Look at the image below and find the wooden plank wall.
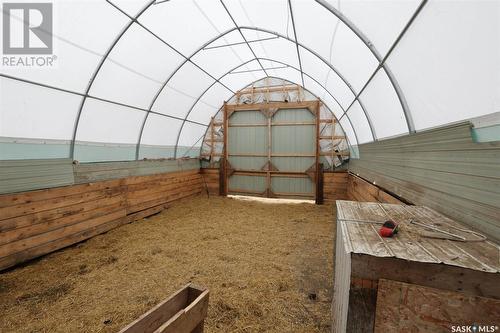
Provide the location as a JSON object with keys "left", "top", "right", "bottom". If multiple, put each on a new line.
{"left": 323, "top": 171, "right": 348, "bottom": 203}
{"left": 0, "top": 169, "right": 203, "bottom": 271}
{"left": 349, "top": 121, "right": 500, "bottom": 241}
{"left": 200, "top": 170, "right": 403, "bottom": 205}
{"left": 0, "top": 158, "right": 75, "bottom": 194}
{"left": 374, "top": 279, "right": 500, "bottom": 333}
{"left": 0, "top": 158, "right": 200, "bottom": 195}
{"left": 347, "top": 173, "right": 404, "bottom": 204}
{"left": 200, "top": 168, "right": 219, "bottom": 195}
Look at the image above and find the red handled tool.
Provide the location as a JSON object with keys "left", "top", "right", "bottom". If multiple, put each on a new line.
{"left": 379, "top": 220, "right": 399, "bottom": 237}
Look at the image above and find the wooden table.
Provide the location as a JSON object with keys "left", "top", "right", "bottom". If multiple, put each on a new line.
{"left": 332, "top": 200, "right": 500, "bottom": 333}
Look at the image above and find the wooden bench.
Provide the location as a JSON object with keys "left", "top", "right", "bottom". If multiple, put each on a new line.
{"left": 119, "top": 284, "right": 209, "bottom": 333}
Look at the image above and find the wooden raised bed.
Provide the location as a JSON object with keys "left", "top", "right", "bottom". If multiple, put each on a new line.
{"left": 119, "top": 284, "right": 209, "bottom": 333}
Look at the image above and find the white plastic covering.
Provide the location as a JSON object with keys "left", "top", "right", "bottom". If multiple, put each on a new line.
{"left": 1, "top": 0, "right": 499, "bottom": 161}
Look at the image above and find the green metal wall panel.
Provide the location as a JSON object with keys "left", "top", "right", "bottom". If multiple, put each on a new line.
{"left": 0, "top": 139, "right": 195, "bottom": 162}
{"left": 74, "top": 158, "right": 200, "bottom": 183}
{"left": 227, "top": 108, "right": 316, "bottom": 197}
{"left": 230, "top": 175, "right": 266, "bottom": 193}
{"left": 273, "top": 108, "right": 315, "bottom": 122}
{"left": 0, "top": 141, "right": 70, "bottom": 160}
{"left": 0, "top": 158, "right": 75, "bottom": 194}
{"left": 0, "top": 158, "right": 200, "bottom": 194}
{"left": 227, "top": 127, "right": 268, "bottom": 154}
{"left": 272, "top": 125, "right": 315, "bottom": 154}
{"left": 271, "top": 157, "right": 315, "bottom": 172}
{"left": 271, "top": 177, "right": 314, "bottom": 196}
{"left": 228, "top": 156, "right": 267, "bottom": 171}
{"left": 349, "top": 122, "right": 500, "bottom": 241}
{"left": 229, "top": 110, "right": 267, "bottom": 125}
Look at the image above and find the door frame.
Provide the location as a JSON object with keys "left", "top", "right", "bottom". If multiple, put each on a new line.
{"left": 221, "top": 100, "right": 322, "bottom": 201}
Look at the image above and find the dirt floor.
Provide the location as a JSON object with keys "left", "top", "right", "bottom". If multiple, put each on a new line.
{"left": 0, "top": 195, "right": 335, "bottom": 333}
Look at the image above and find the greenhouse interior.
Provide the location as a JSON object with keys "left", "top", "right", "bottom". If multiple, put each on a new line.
{"left": 0, "top": 0, "right": 499, "bottom": 332}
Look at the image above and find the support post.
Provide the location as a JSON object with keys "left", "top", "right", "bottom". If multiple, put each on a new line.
{"left": 315, "top": 100, "right": 321, "bottom": 204}
{"left": 222, "top": 102, "right": 229, "bottom": 196}
{"left": 316, "top": 163, "right": 324, "bottom": 205}
{"left": 209, "top": 117, "right": 215, "bottom": 167}
{"left": 266, "top": 114, "right": 272, "bottom": 197}
{"left": 219, "top": 157, "right": 225, "bottom": 196}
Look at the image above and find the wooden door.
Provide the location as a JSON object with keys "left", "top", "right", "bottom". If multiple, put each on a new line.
{"left": 223, "top": 101, "right": 320, "bottom": 200}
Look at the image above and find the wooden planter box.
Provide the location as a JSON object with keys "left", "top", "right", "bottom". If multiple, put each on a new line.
{"left": 119, "top": 284, "right": 209, "bottom": 333}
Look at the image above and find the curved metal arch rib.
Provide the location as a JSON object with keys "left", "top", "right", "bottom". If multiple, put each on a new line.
{"left": 138, "top": 25, "right": 376, "bottom": 159}
{"left": 134, "top": 28, "right": 241, "bottom": 160}
{"left": 238, "top": 26, "right": 376, "bottom": 141}
{"left": 314, "top": 0, "right": 415, "bottom": 134}
{"left": 186, "top": 71, "right": 357, "bottom": 158}
{"left": 195, "top": 75, "right": 355, "bottom": 159}
{"left": 173, "top": 56, "right": 361, "bottom": 158}
{"left": 66, "top": 0, "right": 412, "bottom": 159}
{"left": 170, "top": 58, "right": 258, "bottom": 159}
{"left": 69, "top": 0, "right": 156, "bottom": 159}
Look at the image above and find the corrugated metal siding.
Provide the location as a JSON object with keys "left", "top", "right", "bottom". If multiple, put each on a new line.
{"left": 271, "top": 177, "right": 313, "bottom": 194}
{"left": 229, "top": 156, "right": 267, "bottom": 170}
{"left": 332, "top": 209, "right": 352, "bottom": 333}
{"left": 228, "top": 127, "right": 268, "bottom": 154}
{"left": 73, "top": 158, "right": 200, "bottom": 183}
{"left": 272, "top": 125, "right": 315, "bottom": 154}
{"left": 349, "top": 122, "right": 500, "bottom": 241}
{"left": 0, "top": 158, "right": 200, "bottom": 195}
{"left": 271, "top": 157, "right": 315, "bottom": 172}
{"left": 230, "top": 175, "right": 266, "bottom": 193}
{"left": 229, "top": 110, "right": 267, "bottom": 125}
{"left": 0, "top": 158, "right": 75, "bottom": 194}
{"left": 273, "top": 108, "right": 315, "bottom": 122}
{"left": 272, "top": 109, "right": 315, "bottom": 176}
{"left": 227, "top": 108, "right": 316, "bottom": 196}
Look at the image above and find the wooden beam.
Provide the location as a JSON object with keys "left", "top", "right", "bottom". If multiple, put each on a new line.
{"left": 266, "top": 114, "right": 272, "bottom": 197}
{"left": 232, "top": 169, "right": 310, "bottom": 177}
{"left": 238, "top": 84, "right": 299, "bottom": 95}
{"left": 209, "top": 117, "right": 214, "bottom": 164}
{"left": 227, "top": 153, "right": 316, "bottom": 157}
{"left": 228, "top": 121, "right": 315, "bottom": 127}
{"left": 315, "top": 100, "right": 321, "bottom": 204}
{"left": 223, "top": 102, "right": 228, "bottom": 196}
{"left": 316, "top": 163, "right": 324, "bottom": 204}
{"left": 119, "top": 284, "right": 209, "bottom": 333}
{"left": 226, "top": 101, "right": 317, "bottom": 112}
{"left": 319, "top": 135, "right": 345, "bottom": 140}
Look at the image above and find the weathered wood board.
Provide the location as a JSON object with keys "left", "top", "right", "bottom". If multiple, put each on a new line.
{"left": 0, "top": 169, "right": 203, "bottom": 271}
{"left": 324, "top": 171, "right": 348, "bottom": 203}
{"left": 200, "top": 168, "right": 219, "bottom": 195}
{"left": 374, "top": 279, "right": 500, "bottom": 333}
{"left": 332, "top": 201, "right": 500, "bottom": 333}
{"left": 119, "top": 284, "right": 209, "bottom": 333}
{"left": 347, "top": 173, "right": 404, "bottom": 204}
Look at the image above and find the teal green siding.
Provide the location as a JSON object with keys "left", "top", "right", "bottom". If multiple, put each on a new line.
{"left": 349, "top": 122, "right": 500, "bottom": 241}
{"left": 0, "top": 158, "right": 200, "bottom": 194}
{"left": 0, "top": 159, "right": 75, "bottom": 194}
{"left": 227, "top": 108, "right": 316, "bottom": 197}
{"left": 73, "top": 159, "right": 200, "bottom": 183}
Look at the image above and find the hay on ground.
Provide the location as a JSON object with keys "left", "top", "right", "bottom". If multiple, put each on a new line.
{"left": 0, "top": 195, "right": 335, "bottom": 333}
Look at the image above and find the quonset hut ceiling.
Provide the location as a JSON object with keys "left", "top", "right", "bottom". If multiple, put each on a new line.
{"left": 0, "top": 0, "right": 499, "bottom": 162}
